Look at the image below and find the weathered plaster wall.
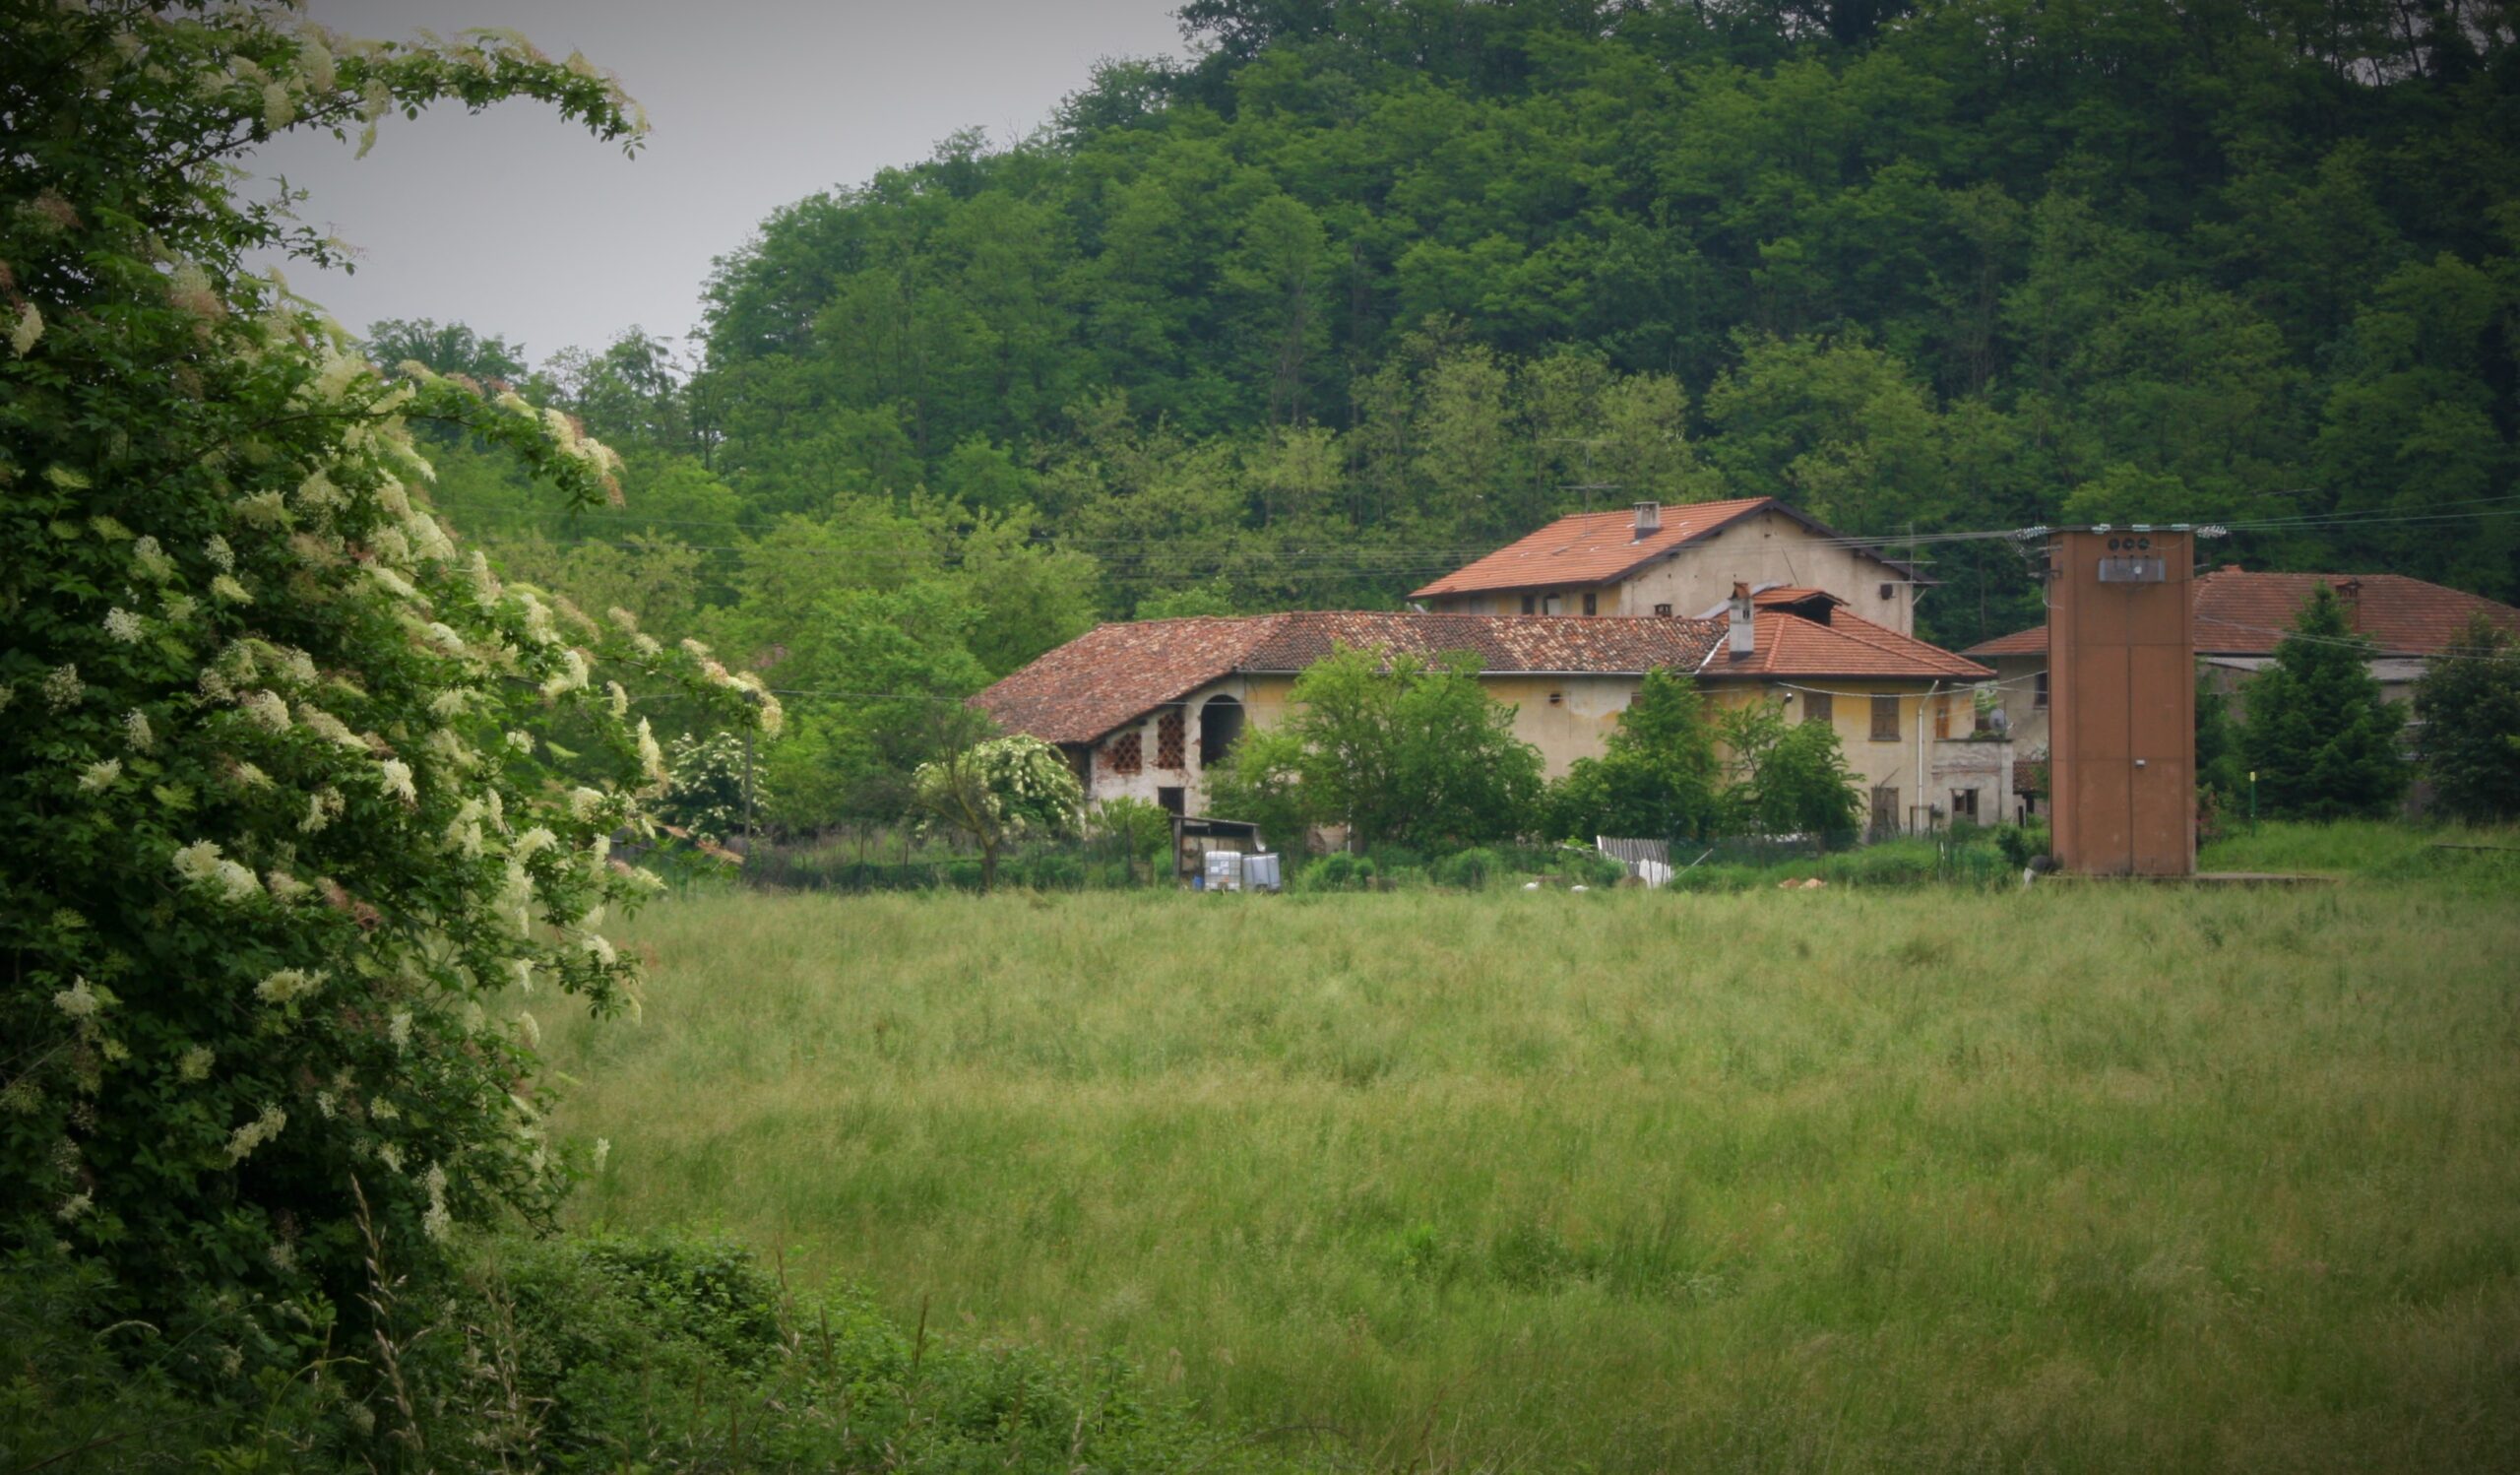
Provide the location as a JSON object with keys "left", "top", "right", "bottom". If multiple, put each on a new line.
{"left": 1702, "top": 680, "right": 2003, "bottom": 834}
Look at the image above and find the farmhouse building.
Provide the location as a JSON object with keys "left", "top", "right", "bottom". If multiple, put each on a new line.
{"left": 1967, "top": 565, "right": 2520, "bottom": 757}
{"left": 975, "top": 601, "right": 2001, "bottom": 836}
{"left": 1412, "top": 497, "right": 1928, "bottom": 636}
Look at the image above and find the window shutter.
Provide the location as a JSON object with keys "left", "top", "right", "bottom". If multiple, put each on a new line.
{"left": 1870, "top": 695, "right": 1901, "bottom": 741}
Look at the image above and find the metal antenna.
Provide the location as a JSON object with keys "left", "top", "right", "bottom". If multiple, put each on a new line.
{"left": 1544, "top": 436, "right": 1618, "bottom": 513}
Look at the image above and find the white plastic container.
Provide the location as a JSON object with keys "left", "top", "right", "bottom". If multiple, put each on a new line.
{"left": 1203, "top": 850, "right": 1245, "bottom": 892}
{"left": 1244, "top": 853, "right": 1282, "bottom": 892}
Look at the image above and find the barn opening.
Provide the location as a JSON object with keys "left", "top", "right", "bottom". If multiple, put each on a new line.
{"left": 1199, "top": 695, "right": 1244, "bottom": 767}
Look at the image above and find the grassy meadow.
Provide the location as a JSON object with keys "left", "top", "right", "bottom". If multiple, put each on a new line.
{"left": 541, "top": 829, "right": 2520, "bottom": 1472}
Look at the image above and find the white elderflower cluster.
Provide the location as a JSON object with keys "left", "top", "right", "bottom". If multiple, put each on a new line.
{"left": 10, "top": 302, "right": 42, "bottom": 357}
{"left": 514, "top": 1011, "right": 539, "bottom": 1050}
{"left": 43, "top": 664, "right": 83, "bottom": 710}
{"left": 371, "top": 1097, "right": 399, "bottom": 1121}
{"left": 225, "top": 1104, "right": 287, "bottom": 1164}
{"left": 77, "top": 758, "right": 121, "bottom": 793}
{"left": 172, "top": 840, "right": 262, "bottom": 903}
{"left": 52, "top": 977, "right": 104, "bottom": 1020}
{"left": 131, "top": 535, "right": 177, "bottom": 582}
{"left": 607, "top": 680, "right": 630, "bottom": 719}
{"left": 210, "top": 573, "right": 252, "bottom": 605}
{"left": 254, "top": 968, "right": 326, "bottom": 1005}
{"left": 538, "top": 646, "right": 590, "bottom": 698}
{"left": 296, "top": 703, "right": 360, "bottom": 748}
{"left": 265, "top": 868, "right": 307, "bottom": 902}
{"left": 582, "top": 933, "right": 616, "bottom": 967}
{"left": 635, "top": 718, "right": 665, "bottom": 783}
{"left": 205, "top": 534, "right": 235, "bottom": 571}
{"left": 296, "top": 790, "right": 334, "bottom": 832}
{"left": 103, "top": 607, "right": 144, "bottom": 643}
{"left": 377, "top": 1141, "right": 405, "bottom": 1174}
{"left": 420, "top": 1163, "right": 452, "bottom": 1242}
{"left": 56, "top": 1191, "right": 91, "bottom": 1223}
{"left": 567, "top": 787, "right": 607, "bottom": 822}
{"left": 123, "top": 710, "right": 153, "bottom": 750}
{"left": 422, "top": 621, "right": 466, "bottom": 655}
{"left": 178, "top": 1046, "right": 215, "bottom": 1082}
{"left": 229, "top": 762, "right": 272, "bottom": 789}
{"left": 377, "top": 757, "right": 416, "bottom": 803}
{"left": 241, "top": 689, "right": 291, "bottom": 731}
{"left": 161, "top": 590, "right": 196, "bottom": 623}
{"left": 388, "top": 1010, "right": 413, "bottom": 1051}
{"left": 504, "top": 729, "right": 535, "bottom": 755}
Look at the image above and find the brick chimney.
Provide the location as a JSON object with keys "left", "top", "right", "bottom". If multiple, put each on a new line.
{"left": 1728, "top": 580, "right": 1754, "bottom": 659}
{"left": 2336, "top": 577, "right": 2362, "bottom": 631}
{"left": 1632, "top": 501, "right": 1661, "bottom": 541}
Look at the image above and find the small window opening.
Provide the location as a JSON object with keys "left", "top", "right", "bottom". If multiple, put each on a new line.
{"left": 1802, "top": 691, "right": 1834, "bottom": 726}
{"left": 1870, "top": 694, "right": 1902, "bottom": 741}
{"left": 2034, "top": 672, "right": 2049, "bottom": 709}
{"left": 1653, "top": 603, "right": 1672, "bottom": 617}
{"left": 1157, "top": 786, "right": 1185, "bottom": 816}
{"left": 1547, "top": 691, "right": 1564, "bottom": 706}
{"left": 1879, "top": 583, "right": 1896, "bottom": 600}
{"left": 1520, "top": 595, "right": 1536, "bottom": 614}
{"left": 1582, "top": 592, "right": 1598, "bottom": 616}
{"left": 1198, "top": 695, "right": 1243, "bottom": 768}
{"left": 1155, "top": 709, "right": 1186, "bottom": 769}
{"left": 1103, "top": 731, "right": 1142, "bottom": 776}
{"left": 1952, "top": 788, "right": 1980, "bottom": 821}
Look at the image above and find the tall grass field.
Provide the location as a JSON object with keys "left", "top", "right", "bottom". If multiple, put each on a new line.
{"left": 541, "top": 826, "right": 2520, "bottom": 1472}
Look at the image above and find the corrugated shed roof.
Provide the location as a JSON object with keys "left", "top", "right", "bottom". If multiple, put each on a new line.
{"left": 1959, "top": 568, "right": 2520, "bottom": 660}
{"left": 1703, "top": 606, "right": 1993, "bottom": 682}
{"left": 973, "top": 611, "right": 1728, "bottom": 744}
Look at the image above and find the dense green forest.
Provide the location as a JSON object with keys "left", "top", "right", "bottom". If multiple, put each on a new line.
{"left": 408, "top": 0, "right": 2520, "bottom": 829}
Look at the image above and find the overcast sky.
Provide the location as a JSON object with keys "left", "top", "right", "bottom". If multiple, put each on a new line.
{"left": 248, "top": 1, "right": 1186, "bottom": 364}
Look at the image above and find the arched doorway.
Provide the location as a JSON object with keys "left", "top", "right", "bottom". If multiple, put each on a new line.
{"left": 1198, "top": 694, "right": 1244, "bottom": 768}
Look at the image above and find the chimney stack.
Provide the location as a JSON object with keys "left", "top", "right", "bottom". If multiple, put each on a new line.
{"left": 1728, "top": 580, "right": 1754, "bottom": 659}
{"left": 2337, "top": 577, "right": 2362, "bottom": 630}
{"left": 1632, "top": 501, "right": 1661, "bottom": 540}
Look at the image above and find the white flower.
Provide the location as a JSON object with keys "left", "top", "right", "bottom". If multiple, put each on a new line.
{"left": 514, "top": 1011, "right": 539, "bottom": 1049}
{"left": 593, "top": 1137, "right": 610, "bottom": 1172}
{"left": 224, "top": 1104, "right": 286, "bottom": 1164}
{"left": 241, "top": 689, "right": 290, "bottom": 731}
{"left": 42, "top": 664, "right": 83, "bottom": 710}
{"left": 422, "top": 621, "right": 466, "bottom": 655}
{"left": 606, "top": 680, "right": 630, "bottom": 719}
{"left": 52, "top": 977, "right": 103, "bottom": 1020}
{"left": 582, "top": 933, "right": 616, "bottom": 967}
{"left": 210, "top": 574, "right": 252, "bottom": 605}
{"left": 56, "top": 1191, "right": 90, "bottom": 1223}
{"left": 267, "top": 1241, "right": 295, "bottom": 1272}
{"left": 538, "top": 647, "right": 589, "bottom": 698}
{"left": 428, "top": 687, "right": 469, "bottom": 720}
{"left": 314, "top": 1091, "right": 336, "bottom": 1119}
{"left": 567, "top": 787, "right": 606, "bottom": 822}
{"left": 505, "top": 729, "right": 535, "bottom": 755}
{"left": 377, "top": 758, "right": 415, "bottom": 803}
{"left": 264, "top": 868, "right": 306, "bottom": 901}
{"left": 204, "top": 534, "right": 234, "bottom": 571}
{"left": 514, "top": 826, "right": 556, "bottom": 858}
{"left": 77, "top": 758, "right": 121, "bottom": 792}
{"left": 377, "top": 1141, "right": 405, "bottom": 1174}
{"left": 10, "top": 302, "right": 42, "bottom": 357}
{"left": 512, "top": 958, "right": 535, "bottom": 994}
{"left": 171, "top": 839, "right": 223, "bottom": 885}
{"left": 370, "top": 1097, "right": 399, "bottom": 1121}
{"left": 254, "top": 968, "right": 325, "bottom": 1005}
{"left": 366, "top": 565, "right": 414, "bottom": 600}
{"left": 103, "top": 608, "right": 144, "bottom": 643}
{"left": 300, "top": 787, "right": 344, "bottom": 833}
{"left": 388, "top": 1011, "right": 412, "bottom": 1051}
{"left": 161, "top": 591, "right": 196, "bottom": 623}
{"left": 635, "top": 719, "right": 665, "bottom": 782}
{"left": 122, "top": 710, "right": 154, "bottom": 751}
{"left": 178, "top": 1046, "right": 215, "bottom": 1082}
{"left": 230, "top": 762, "right": 272, "bottom": 790}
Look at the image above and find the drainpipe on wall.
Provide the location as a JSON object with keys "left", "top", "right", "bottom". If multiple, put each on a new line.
{"left": 1916, "top": 679, "right": 1941, "bottom": 837}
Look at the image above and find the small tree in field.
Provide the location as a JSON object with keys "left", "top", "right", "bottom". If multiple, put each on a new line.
{"left": 2240, "top": 585, "right": 2407, "bottom": 818}
{"left": 1091, "top": 795, "right": 1173, "bottom": 884}
{"left": 912, "top": 731, "right": 1084, "bottom": 891}
{"left": 0, "top": 0, "right": 768, "bottom": 1357}
{"left": 2413, "top": 611, "right": 2520, "bottom": 823}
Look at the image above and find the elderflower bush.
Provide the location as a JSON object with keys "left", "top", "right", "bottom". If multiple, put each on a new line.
{"left": 910, "top": 735, "right": 1084, "bottom": 889}
{"left": 0, "top": 0, "right": 764, "bottom": 1346}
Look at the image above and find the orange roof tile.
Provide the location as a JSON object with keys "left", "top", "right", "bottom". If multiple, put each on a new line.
{"left": 1702, "top": 606, "right": 1992, "bottom": 683}
{"left": 1960, "top": 568, "right": 2520, "bottom": 660}
{"left": 1411, "top": 498, "right": 1922, "bottom": 600}
{"left": 974, "top": 612, "right": 1728, "bottom": 744}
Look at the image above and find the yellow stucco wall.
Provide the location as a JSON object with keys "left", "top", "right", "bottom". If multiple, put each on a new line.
{"left": 1700, "top": 680, "right": 2001, "bottom": 830}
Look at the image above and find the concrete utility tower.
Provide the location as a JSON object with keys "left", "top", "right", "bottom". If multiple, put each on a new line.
{"left": 2047, "top": 528, "right": 2197, "bottom": 876}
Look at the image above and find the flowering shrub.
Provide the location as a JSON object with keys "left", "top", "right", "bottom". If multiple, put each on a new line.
{"left": 0, "top": 0, "right": 769, "bottom": 1345}
{"left": 657, "top": 731, "right": 769, "bottom": 843}
{"left": 911, "top": 735, "right": 1083, "bottom": 891}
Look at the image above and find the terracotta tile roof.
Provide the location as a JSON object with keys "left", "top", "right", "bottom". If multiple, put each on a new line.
{"left": 1237, "top": 610, "right": 1725, "bottom": 674}
{"left": 1960, "top": 568, "right": 2520, "bottom": 660}
{"left": 1961, "top": 625, "right": 2050, "bottom": 658}
{"left": 970, "top": 616, "right": 1285, "bottom": 745}
{"left": 1411, "top": 498, "right": 1922, "bottom": 599}
{"left": 973, "top": 612, "right": 1728, "bottom": 744}
{"left": 1752, "top": 587, "right": 1839, "bottom": 607}
{"left": 2194, "top": 568, "right": 2519, "bottom": 656}
{"left": 1701, "top": 606, "right": 1992, "bottom": 683}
